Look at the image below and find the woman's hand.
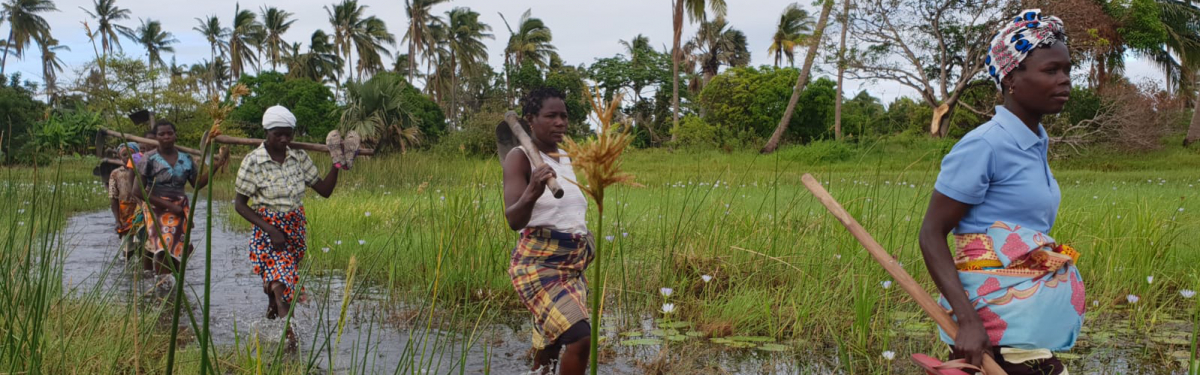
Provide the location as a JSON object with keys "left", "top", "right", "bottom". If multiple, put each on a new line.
{"left": 954, "top": 317, "right": 991, "bottom": 368}
{"left": 267, "top": 226, "right": 288, "bottom": 251}
{"left": 526, "top": 164, "right": 556, "bottom": 198}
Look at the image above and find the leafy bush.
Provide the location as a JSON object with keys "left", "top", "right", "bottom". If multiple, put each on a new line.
{"left": 698, "top": 66, "right": 838, "bottom": 145}
{"left": 671, "top": 115, "right": 718, "bottom": 147}
{"left": 0, "top": 73, "right": 47, "bottom": 165}
{"left": 777, "top": 139, "right": 856, "bottom": 164}
{"left": 34, "top": 110, "right": 103, "bottom": 154}
{"left": 229, "top": 72, "right": 341, "bottom": 141}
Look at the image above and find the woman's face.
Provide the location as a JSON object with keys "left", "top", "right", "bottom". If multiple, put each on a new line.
{"left": 155, "top": 125, "right": 176, "bottom": 149}
{"left": 528, "top": 98, "right": 568, "bottom": 145}
{"left": 265, "top": 127, "right": 294, "bottom": 152}
{"left": 1008, "top": 42, "right": 1072, "bottom": 115}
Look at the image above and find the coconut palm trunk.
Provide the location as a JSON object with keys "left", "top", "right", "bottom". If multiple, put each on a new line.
{"left": 670, "top": 0, "right": 684, "bottom": 142}
{"left": 1187, "top": 94, "right": 1200, "bottom": 147}
{"left": 834, "top": 0, "right": 850, "bottom": 141}
{"left": 1, "top": 29, "right": 15, "bottom": 75}
{"left": 761, "top": 0, "right": 835, "bottom": 154}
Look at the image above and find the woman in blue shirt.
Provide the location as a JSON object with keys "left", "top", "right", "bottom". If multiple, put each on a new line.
{"left": 917, "top": 9, "right": 1084, "bottom": 375}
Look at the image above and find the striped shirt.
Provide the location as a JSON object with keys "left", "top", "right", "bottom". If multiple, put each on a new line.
{"left": 235, "top": 144, "right": 320, "bottom": 213}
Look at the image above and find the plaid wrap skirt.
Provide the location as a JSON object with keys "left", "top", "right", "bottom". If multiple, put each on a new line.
{"left": 508, "top": 227, "right": 595, "bottom": 349}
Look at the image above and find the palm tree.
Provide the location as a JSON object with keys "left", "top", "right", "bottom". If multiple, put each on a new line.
{"left": 767, "top": 3, "right": 813, "bottom": 68}
{"left": 80, "top": 0, "right": 130, "bottom": 55}
{"left": 444, "top": 7, "right": 492, "bottom": 129}
{"left": 684, "top": 17, "right": 749, "bottom": 87}
{"left": 325, "top": 0, "right": 365, "bottom": 86}
{"left": 286, "top": 29, "right": 343, "bottom": 84}
{"left": 1, "top": 0, "right": 57, "bottom": 75}
{"left": 36, "top": 34, "right": 66, "bottom": 103}
{"left": 620, "top": 34, "right": 651, "bottom": 64}
{"left": 670, "top": 0, "right": 726, "bottom": 141}
{"left": 121, "top": 18, "right": 177, "bottom": 108}
{"left": 351, "top": 16, "right": 395, "bottom": 80}
{"left": 762, "top": 0, "right": 835, "bottom": 154}
{"left": 404, "top": 0, "right": 450, "bottom": 83}
{"left": 194, "top": 15, "right": 228, "bottom": 96}
{"left": 834, "top": 0, "right": 850, "bottom": 140}
{"left": 500, "top": 9, "right": 556, "bottom": 69}
{"left": 229, "top": 4, "right": 263, "bottom": 80}
{"left": 1147, "top": 2, "right": 1200, "bottom": 146}
{"left": 500, "top": 8, "right": 555, "bottom": 105}
{"left": 260, "top": 6, "right": 295, "bottom": 71}
{"left": 122, "top": 18, "right": 175, "bottom": 69}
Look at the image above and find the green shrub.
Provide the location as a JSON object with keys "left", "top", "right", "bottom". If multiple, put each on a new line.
{"left": 671, "top": 115, "right": 718, "bottom": 148}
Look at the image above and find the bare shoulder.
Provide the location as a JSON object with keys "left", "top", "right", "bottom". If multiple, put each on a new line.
{"left": 503, "top": 148, "right": 530, "bottom": 174}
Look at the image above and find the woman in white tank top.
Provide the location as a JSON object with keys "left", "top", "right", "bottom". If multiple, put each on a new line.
{"left": 502, "top": 88, "right": 594, "bottom": 374}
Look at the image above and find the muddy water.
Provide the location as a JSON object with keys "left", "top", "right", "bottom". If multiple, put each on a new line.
{"left": 60, "top": 203, "right": 811, "bottom": 374}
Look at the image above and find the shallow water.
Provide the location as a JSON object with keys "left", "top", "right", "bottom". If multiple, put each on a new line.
{"left": 59, "top": 203, "right": 816, "bottom": 374}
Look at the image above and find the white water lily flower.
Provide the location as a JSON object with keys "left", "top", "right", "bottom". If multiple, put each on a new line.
{"left": 1181, "top": 289, "right": 1196, "bottom": 299}
{"left": 604, "top": 235, "right": 614, "bottom": 242}
{"left": 17, "top": 209, "right": 24, "bottom": 214}
{"left": 621, "top": 232, "right": 628, "bottom": 238}
{"left": 1147, "top": 276, "right": 1154, "bottom": 284}
{"left": 661, "top": 303, "right": 675, "bottom": 314}
{"left": 1127, "top": 295, "right": 1140, "bottom": 304}
{"left": 364, "top": 211, "right": 371, "bottom": 217}
{"left": 882, "top": 350, "right": 895, "bottom": 360}
{"left": 660, "top": 287, "right": 673, "bottom": 297}
{"left": 358, "top": 239, "right": 366, "bottom": 245}
{"left": 881, "top": 281, "right": 892, "bottom": 289}
{"left": 1180, "top": 208, "right": 1185, "bottom": 212}
{"left": 701, "top": 275, "right": 713, "bottom": 283}
{"left": 335, "top": 240, "right": 342, "bottom": 245}
{"left": 440, "top": 196, "right": 445, "bottom": 201}
{"left": 321, "top": 247, "right": 330, "bottom": 253}
{"left": 835, "top": 254, "right": 842, "bottom": 260}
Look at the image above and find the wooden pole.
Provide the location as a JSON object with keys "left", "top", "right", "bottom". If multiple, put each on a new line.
{"left": 100, "top": 128, "right": 375, "bottom": 156}
{"left": 800, "top": 173, "right": 1006, "bottom": 374}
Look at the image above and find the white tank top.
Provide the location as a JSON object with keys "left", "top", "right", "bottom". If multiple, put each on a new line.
{"left": 516, "top": 146, "right": 589, "bottom": 234}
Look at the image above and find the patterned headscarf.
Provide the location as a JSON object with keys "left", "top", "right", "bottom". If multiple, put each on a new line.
{"left": 985, "top": 9, "right": 1066, "bottom": 90}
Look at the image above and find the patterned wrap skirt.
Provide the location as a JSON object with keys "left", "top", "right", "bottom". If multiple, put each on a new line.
{"left": 143, "top": 195, "right": 191, "bottom": 260}
{"left": 939, "top": 221, "right": 1085, "bottom": 353}
{"left": 249, "top": 206, "right": 307, "bottom": 303}
{"left": 509, "top": 227, "right": 595, "bottom": 349}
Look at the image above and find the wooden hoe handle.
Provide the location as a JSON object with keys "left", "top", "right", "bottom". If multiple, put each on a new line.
{"left": 503, "top": 111, "right": 564, "bottom": 199}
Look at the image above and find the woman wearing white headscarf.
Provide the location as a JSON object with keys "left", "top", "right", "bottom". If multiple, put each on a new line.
{"left": 233, "top": 105, "right": 357, "bottom": 321}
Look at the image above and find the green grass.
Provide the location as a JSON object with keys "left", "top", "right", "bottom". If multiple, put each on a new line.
{"left": 5, "top": 137, "right": 1200, "bottom": 373}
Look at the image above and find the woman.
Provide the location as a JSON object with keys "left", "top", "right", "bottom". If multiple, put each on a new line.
{"left": 916, "top": 9, "right": 1083, "bottom": 375}
{"left": 503, "top": 87, "right": 593, "bottom": 375}
{"left": 138, "top": 120, "right": 208, "bottom": 287}
{"left": 234, "top": 105, "right": 344, "bottom": 321}
{"left": 109, "top": 142, "right": 147, "bottom": 263}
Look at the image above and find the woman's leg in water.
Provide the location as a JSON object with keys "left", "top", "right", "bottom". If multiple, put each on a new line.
{"left": 532, "top": 344, "right": 563, "bottom": 373}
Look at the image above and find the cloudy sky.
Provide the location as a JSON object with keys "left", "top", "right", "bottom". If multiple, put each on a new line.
{"left": 5, "top": 0, "right": 1166, "bottom": 104}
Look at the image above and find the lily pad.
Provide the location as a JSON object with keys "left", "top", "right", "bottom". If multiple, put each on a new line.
{"left": 648, "top": 329, "right": 680, "bottom": 337}
{"left": 757, "top": 343, "right": 790, "bottom": 352}
{"left": 619, "top": 331, "right": 643, "bottom": 337}
{"left": 621, "top": 338, "right": 662, "bottom": 346}
{"left": 728, "top": 336, "right": 775, "bottom": 343}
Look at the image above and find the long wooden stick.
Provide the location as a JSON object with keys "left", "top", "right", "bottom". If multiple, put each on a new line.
{"left": 503, "top": 111, "right": 564, "bottom": 198}
{"left": 100, "top": 128, "right": 375, "bottom": 156}
{"left": 800, "top": 173, "right": 1005, "bottom": 374}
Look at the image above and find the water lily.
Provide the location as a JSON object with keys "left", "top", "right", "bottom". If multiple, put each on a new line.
{"left": 604, "top": 235, "right": 614, "bottom": 242}
{"left": 621, "top": 232, "right": 628, "bottom": 238}
{"left": 1147, "top": 276, "right": 1154, "bottom": 284}
{"left": 321, "top": 247, "right": 330, "bottom": 253}
{"left": 1181, "top": 289, "right": 1196, "bottom": 299}
{"left": 701, "top": 275, "right": 713, "bottom": 283}
{"left": 834, "top": 254, "right": 842, "bottom": 260}
{"left": 358, "top": 239, "right": 366, "bottom": 245}
{"left": 661, "top": 303, "right": 675, "bottom": 314}
{"left": 364, "top": 211, "right": 371, "bottom": 217}
{"left": 1179, "top": 208, "right": 1185, "bottom": 212}
{"left": 335, "top": 240, "right": 343, "bottom": 245}
{"left": 882, "top": 350, "right": 895, "bottom": 360}
{"left": 1127, "top": 295, "right": 1140, "bottom": 304}
{"left": 660, "top": 287, "right": 673, "bottom": 297}
{"left": 881, "top": 280, "right": 892, "bottom": 289}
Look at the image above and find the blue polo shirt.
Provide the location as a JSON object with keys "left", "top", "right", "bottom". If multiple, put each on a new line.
{"left": 934, "top": 106, "right": 1061, "bottom": 234}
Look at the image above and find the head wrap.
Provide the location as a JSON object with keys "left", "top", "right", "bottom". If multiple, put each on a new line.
{"left": 263, "top": 105, "right": 297, "bottom": 130}
{"left": 118, "top": 142, "right": 140, "bottom": 153}
{"left": 985, "top": 9, "right": 1066, "bottom": 90}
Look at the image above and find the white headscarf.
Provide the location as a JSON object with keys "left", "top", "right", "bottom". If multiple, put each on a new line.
{"left": 263, "top": 105, "right": 297, "bottom": 130}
